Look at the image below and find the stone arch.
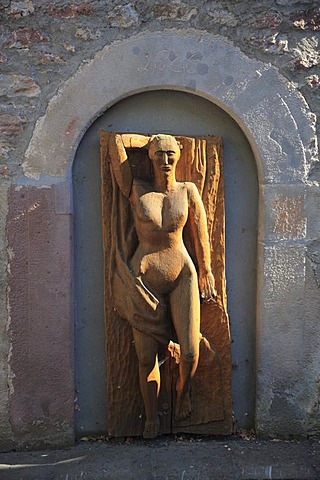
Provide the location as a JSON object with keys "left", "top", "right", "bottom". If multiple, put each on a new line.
{"left": 23, "top": 29, "right": 314, "bottom": 184}
{"left": 20, "top": 29, "right": 317, "bottom": 439}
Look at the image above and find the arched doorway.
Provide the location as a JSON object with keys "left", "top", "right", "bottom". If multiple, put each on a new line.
{"left": 73, "top": 90, "right": 258, "bottom": 436}
{"left": 16, "top": 29, "right": 314, "bottom": 445}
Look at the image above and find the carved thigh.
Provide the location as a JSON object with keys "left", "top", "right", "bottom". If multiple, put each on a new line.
{"left": 169, "top": 266, "right": 200, "bottom": 359}
{"left": 132, "top": 327, "right": 159, "bottom": 369}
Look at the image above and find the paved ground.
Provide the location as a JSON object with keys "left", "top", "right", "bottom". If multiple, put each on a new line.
{"left": 0, "top": 436, "right": 319, "bottom": 480}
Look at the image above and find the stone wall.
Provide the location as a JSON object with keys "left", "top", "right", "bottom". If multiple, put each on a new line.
{"left": 0, "top": 0, "right": 319, "bottom": 449}
{"left": 1, "top": 1, "right": 319, "bottom": 181}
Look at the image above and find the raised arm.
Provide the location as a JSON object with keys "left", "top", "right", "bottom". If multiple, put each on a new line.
{"left": 187, "top": 182, "right": 217, "bottom": 300}
{"left": 108, "top": 133, "right": 150, "bottom": 198}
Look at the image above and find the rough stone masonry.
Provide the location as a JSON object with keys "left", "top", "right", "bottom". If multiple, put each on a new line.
{"left": 0, "top": 0, "right": 319, "bottom": 450}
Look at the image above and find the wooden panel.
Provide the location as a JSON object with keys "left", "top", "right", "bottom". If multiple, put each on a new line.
{"left": 101, "top": 132, "right": 232, "bottom": 436}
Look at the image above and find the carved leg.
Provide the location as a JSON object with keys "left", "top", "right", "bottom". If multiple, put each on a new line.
{"left": 132, "top": 328, "right": 160, "bottom": 439}
{"left": 170, "top": 268, "right": 200, "bottom": 420}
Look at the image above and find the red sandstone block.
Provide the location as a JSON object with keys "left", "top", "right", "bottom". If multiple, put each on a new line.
{"left": 7, "top": 28, "right": 49, "bottom": 49}
{"left": 48, "top": 3, "right": 93, "bottom": 18}
{"left": 0, "top": 114, "right": 25, "bottom": 136}
{"left": 292, "top": 7, "right": 320, "bottom": 31}
{"left": 7, "top": 185, "right": 74, "bottom": 448}
{"left": 255, "top": 12, "right": 282, "bottom": 29}
{"left": 0, "top": 165, "right": 9, "bottom": 177}
{"left": 39, "top": 52, "right": 66, "bottom": 65}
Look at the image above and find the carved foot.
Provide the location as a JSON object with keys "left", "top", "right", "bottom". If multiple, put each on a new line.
{"left": 175, "top": 391, "right": 192, "bottom": 420}
{"left": 143, "top": 419, "right": 160, "bottom": 439}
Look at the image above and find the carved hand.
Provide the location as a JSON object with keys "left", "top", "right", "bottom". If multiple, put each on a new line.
{"left": 121, "top": 133, "right": 151, "bottom": 149}
{"left": 199, "top": 270, "right": 217, "bottom": 301}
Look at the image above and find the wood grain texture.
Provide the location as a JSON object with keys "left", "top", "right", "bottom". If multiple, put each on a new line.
{"left": 101, "top": 132, "right": 232, "bottom": 436}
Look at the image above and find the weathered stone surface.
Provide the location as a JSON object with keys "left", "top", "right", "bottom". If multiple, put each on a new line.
{"left": 7, "top": 184, "right": 74, "bottom": 448}
{"left": 256, "top": 243, "right": 307, "bottom": 437}
{"left": 151, "top": 3, "right": 198, "bottom": 22}
{"left": 291, "top": 36, "right": 319, "bottom": 70}
{"left": 7, "top": 28, "right": 48, "bottom": 49}
{"left": 206, "top": 3, "right": 237, "bottom": 27}
{"left": 307, "top": 240, "right": 320, "bottom": 287}
{"left": 0, "top": 114, "right": 25, "bottom": 136}
{"left": 63, "top": 42, "right": 75, "bottom": 53}
{"left": 0, "top": 184, "right": 14, "bottom": 451}
{"left": 0, "top": 52, "right": 7, "bottom": 63}
{"left": 306, "top": 185, "right": 320, "bottom": 239}
{"left": 245, "top": 33, "right": 290, "bottom": 54}
{"left": 272, "top": 195, "right": 305, "bottom": 239}
{"left": 0, "top": 74, "right": 40, "bottom": 98}
{"left": 39, "top": 52, "right": 66, "bottom": 65}
{"left": 243, "top": 93, "right": 309, "bottom": 184}
{"left": 292, "top": 6, "right": 320, "bottom": 31}
{"left": 304, "top": 250, "right": 320, "bottom": 436}
{"left": 253, "top": 11, "right": 283, "bottom": 29}
{"left": 306, "top": 74, "right": 320, "bottom": 88}
{"left": 257, "top": 238, "right": 320, "bottom": 438}
{"left": 276, "top": 0, "right": 317, "bottom": 4}
{"left": 75, "top": 27, "right": 101, "bottom": 41}
{"left": 261, "top": 185, "right": 307, "bottom": 241}
{"left": 7, "top": 0, "right": 34, "bottom": 17}
{"left": 48, "top": 3, "right": 92, "bottom": 18}
{"left": 0, "top": 165, "right": 9, "bottom": 178}
{"left": 0, "top": 142, "right": 12, "bottom": 160}
{"left": 106, "top": 3, "right": 140, "bottom": 28}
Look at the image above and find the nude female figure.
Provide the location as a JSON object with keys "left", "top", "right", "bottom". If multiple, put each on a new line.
{"left": 109, "top": 133, "right": 216, "bottom": 439}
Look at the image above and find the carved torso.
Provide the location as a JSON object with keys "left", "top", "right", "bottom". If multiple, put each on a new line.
{"left": 131, "top": 180, "right": 188, "bottom": 237}
{"left": 129, "top": 180, "right": 195, "bottom": 294}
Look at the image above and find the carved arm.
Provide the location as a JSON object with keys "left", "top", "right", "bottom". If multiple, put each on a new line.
{"left": 121, "top": 134, "right": 150, "bottom": 149}
{"left": 187, "top": 182, "right": 217, "bottom": 300}
{"left": 108, "top": 134, "right": 150, "bottom": 198}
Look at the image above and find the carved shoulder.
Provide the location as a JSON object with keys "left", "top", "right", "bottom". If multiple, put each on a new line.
{"left": 185, "top": 182, "right": 202, "bottom": 209}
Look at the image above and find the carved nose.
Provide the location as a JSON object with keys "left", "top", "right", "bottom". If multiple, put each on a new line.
{"left": 164, "top": 154, "right": 169, "bottom": 164}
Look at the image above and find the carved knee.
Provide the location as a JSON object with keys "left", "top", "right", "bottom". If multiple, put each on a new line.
{"left": 180, "top": 352, "right": 197, "bottom": 364}
{"left": 137, "top": 351, "right": 158, "bottom": 372}
{"left": 138, "top": 356, "right": 156, "bottom": 371}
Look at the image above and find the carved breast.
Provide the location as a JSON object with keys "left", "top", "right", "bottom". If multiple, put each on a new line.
{"left": 132, "top": 184, "right": 188, "bottom": 232}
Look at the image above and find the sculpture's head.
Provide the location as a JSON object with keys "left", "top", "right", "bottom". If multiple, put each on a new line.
{"left": 148, "top": 135, "right": 181, "bottom": 175}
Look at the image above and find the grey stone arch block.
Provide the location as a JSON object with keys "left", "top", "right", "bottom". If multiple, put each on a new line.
{"left": 19, "top": 29, "right": 318, "bottom": 439}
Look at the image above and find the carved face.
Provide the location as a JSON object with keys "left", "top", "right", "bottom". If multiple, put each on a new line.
{"left": 148, "top": 135, "right": 180, "bottom": 174}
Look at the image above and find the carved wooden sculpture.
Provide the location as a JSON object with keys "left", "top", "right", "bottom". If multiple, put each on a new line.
{"left": 101, "top": 132, "right": 232, "bottom": 438}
